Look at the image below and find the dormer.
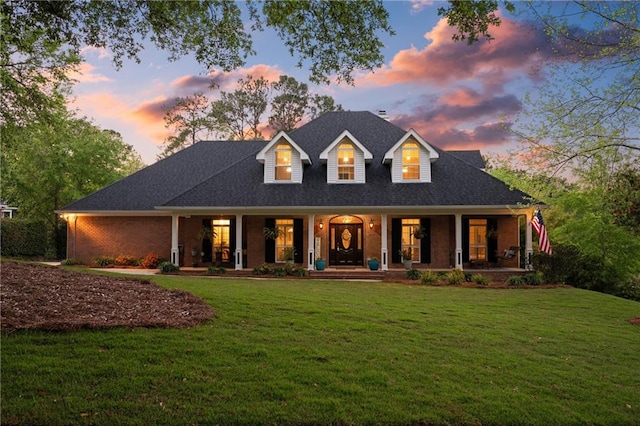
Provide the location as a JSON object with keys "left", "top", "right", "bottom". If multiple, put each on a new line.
{"left": 319, "top": 130, "right": 373, "bottom": 184}
{"left": 256, "top": 131, "right": 311, "bottom": 183}
{"left": 383, "top": 129, "right": 439, "bottom": 183}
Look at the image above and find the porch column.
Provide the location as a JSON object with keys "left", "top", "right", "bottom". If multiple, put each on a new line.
{"left": 525, "top": 212, "right": 534, "bottom": 270}
{"left": 381, "top": 214, "right": 388, "bottom": 271}
{"left": 307, "top": 214, "right": 315, "bottom": 270}
{"left": 171, "top": 213, "right": 179, "bottom": 266}
{"left": 455, "top": 213, "right": 463, "bottom": 270}
{"left": 234, "top": 214, "right": 243, "bottom": 270}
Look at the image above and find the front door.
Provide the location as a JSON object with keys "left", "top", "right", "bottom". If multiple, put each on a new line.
{"left": 329, "top": 223, "right": 363, "bottom": 266}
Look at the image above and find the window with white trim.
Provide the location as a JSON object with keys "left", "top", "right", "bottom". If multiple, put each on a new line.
{"left": 402, "top": 142, "right": 420, "bottom": 180}
{"left": 274, "top": 143, "right": 292, "bottom": 181}
{"left": 469, "top": 219, "right": 487, "bottom": 261}
{"left": 337, "top": 143, "right": 355, "bottom": 181}
{"left": 401, "top": 218, "right": 420, "bottom": 261}
{"left": 275, "top": 219, "right": 295, "bottom": 262}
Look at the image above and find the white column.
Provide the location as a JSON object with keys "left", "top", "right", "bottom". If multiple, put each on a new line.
{"left": 381, "top": 214, "right": 388, "bottom": 271}
{"left": 171, "top": 213, "right": 180, "bottom": 266}
{"left": 235, "top": 214, "right": 243, "bottom": 270}
{"left": 455, "top": 213, "right": 463, "bottom": 270}
{"left": 307, "top": 214, "right": 315, "bottom": 270}
{"left": 525, "top": 212, "right": 534, "bottom": 270}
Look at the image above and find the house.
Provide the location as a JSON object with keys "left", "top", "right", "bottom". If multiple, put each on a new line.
{"left": 1, "top": 203, "right": 18, "bottom": 219}
{"left": 58, "top": 111, "right": 537, "bottom": 271}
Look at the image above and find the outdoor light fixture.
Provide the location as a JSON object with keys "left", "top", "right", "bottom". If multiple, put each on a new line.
{"left": 369, "top": 218, "right": 374, "bottom": 230}
{"left": 319, "top": 219, "right": 324, "bottom": 230}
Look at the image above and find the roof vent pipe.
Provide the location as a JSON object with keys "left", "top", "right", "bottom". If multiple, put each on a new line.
{"left": 378, "top": 110, "right": 390, "bottom": 121}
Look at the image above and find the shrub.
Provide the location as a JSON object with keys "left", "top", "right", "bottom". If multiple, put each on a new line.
{"left": 445, "top": 269, "right": 465, "bottom": 285}
{"left": 252, "top": 263, "right": 273, "bottom": 275}
{"left": 290, "top": 266, "right": 309, "bottom": 277}
{"left": 613, "top": 276, "right": 640, "bottom": 302}
{"left": 272, "top": 267, "right": 286, "bottom": 277}
{"left": 115, "top": 254, "right": 140, "bottom": 267}
{"left": 406, "top": 268, "right": 421, "bottom": 280}
{"left": 420, "top": 270, "right": 439, "bottom": 285}
{"left": 471, "top": 274, "right": 490, "bottom": 285}
{"left": 0, "top": 219, "right": 47, "bottom": 257}
{"left": 158, "top": 261, "right": 179, "bottom": 274}
{"left": 506, "top": 275, "right": 526, "bottom": 286}
{"left": 93, "top": 256, "right": 115, "bottom": 267}
{"left": 523, "top": 273, "right": 543, "bottom": 285}
{"left": 60, "top": 258, "right": 83, "bottom": 266}
{"left": 141, "top": 253, "right": 162, "bottom": 269}
{"left": 207, "top": 266, "right": 226, "bottom": 275}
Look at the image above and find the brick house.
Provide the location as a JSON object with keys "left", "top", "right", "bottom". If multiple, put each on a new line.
{"left": 58, "top": 111, "right": 536, "bottom": 271}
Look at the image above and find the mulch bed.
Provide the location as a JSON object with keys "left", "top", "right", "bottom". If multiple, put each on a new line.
{"left": 1, "top": 261, "right": 213, "bottom": 332}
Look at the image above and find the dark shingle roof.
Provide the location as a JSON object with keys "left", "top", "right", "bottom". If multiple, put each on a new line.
{"left": 61, "top": 111, "right": 531, "bottom": 212}
{"left": 447, "top": 150, "right": 485, "bottom": 169}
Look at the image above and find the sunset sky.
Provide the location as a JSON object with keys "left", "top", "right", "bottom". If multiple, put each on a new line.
{"left": 67, "top": 1, "right": 572, "bottom": 165}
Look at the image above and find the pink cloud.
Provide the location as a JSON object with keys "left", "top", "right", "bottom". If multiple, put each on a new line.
{"left": 68, "top": 63, "right": 111, "bottom": 83}
{"left": 170, "top": 64, "right": 284, "bottom": 94}
{"left": 361, "top": 16, "right": 550, "bottom": 88}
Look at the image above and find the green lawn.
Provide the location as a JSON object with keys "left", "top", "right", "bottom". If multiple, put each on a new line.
{"left": 2, "top": 275, "right": 639, "bottom": 425}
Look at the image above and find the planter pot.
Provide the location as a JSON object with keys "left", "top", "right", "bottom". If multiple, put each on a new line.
{"left": 403, "top": 259, "right": 413, "bottom": 270}
{"left": 315, "top": 259, "right": 326, "bottom": 270}
{"left": 368, "top": 259, "right": 379, "bottom": 270}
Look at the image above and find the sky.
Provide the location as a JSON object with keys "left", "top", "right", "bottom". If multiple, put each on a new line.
{"left": 67, "top": 1, "right": 566, "bottom": 165}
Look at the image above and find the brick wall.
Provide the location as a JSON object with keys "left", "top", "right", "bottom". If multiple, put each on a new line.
{"left": 68, "top": 216, "right": 171, "bottom": 264}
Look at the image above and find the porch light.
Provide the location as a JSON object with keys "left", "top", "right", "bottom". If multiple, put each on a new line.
{"left": 369, "top": 218, "right": 374, "bottom": 230}
{"left": 319, "top": 219, "right": 323, "bottom": 230}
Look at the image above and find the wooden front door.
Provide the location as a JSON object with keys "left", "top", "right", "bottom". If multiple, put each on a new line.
{"left": 329, "top": 223, "right": 363, "bottom": 266}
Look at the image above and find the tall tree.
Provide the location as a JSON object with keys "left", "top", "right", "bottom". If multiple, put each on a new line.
{"left": 1, "top": 102, "right": 144, "bottom": 229}
{"left": 161, "top": 93, "right": 213, "bottom": 158}
{"left": 209, "top": 75, "right": 270, "bottom": 141}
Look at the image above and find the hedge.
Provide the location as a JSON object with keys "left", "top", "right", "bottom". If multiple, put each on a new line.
{"left": 0, "top": 219, "right": 48, "bottom": 257}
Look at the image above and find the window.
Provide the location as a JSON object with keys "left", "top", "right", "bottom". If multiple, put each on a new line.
{"left": 276, "top": 219, "right": 294, "bottom": 262}
{"left": 401, "top": 218, "right": 420, "bottom": 261}
{"left": 275, "top": 143, "right": 292, "bottom": 180}
{"left": 337, "top": 143, "right": 355, "bottom": 181}
{"left": 212, "top": 219, "right": 230, "bottom": 262}
{"left": 402, "top": 142, "right": 420, "bottom": 180}
{"left": 469, "top": 219, "right": 487, "bottom": 261}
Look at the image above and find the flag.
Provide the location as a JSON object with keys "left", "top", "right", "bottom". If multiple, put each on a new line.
{"left": 531, "top": 209, "right": 552, "bottom": 255}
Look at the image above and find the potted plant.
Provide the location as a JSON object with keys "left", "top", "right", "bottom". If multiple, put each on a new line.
{"left": 367, "top": 257, "right": 379, "bottom": 270}
{"left": 413, "top": 226, "right": 426, "bottom": 239}
{"left": 263, "top": 226, "right": 284, "bottom": 240}
{"left": 399, "top": 248, "right": 413, "bottom": 269}
{"left": 315, "top": 256, "right": 326, "bottom": 270}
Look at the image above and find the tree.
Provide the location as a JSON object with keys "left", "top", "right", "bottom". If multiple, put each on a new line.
{"left": 437, "top": 0, "right": 515, "bottom": 44}
{"left": 2, "top": 0, "right": 392, "bottom": 124}
{"left": 161, "top": 93, "right": 213, "bottom": 158}
{"left": 1, "top": 102, "right": 144, "bottom": 239}
{"left": 163, "top": 74, "right": 342, "bottom": 147}
{"left": 209, "top": 75, "right": 270, "bottom": 141}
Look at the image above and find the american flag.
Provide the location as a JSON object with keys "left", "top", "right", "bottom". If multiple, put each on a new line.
{"left": 531, "top": 209, "right": 552, "bottom": 255}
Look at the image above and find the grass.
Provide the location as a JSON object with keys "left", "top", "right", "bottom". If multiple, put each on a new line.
{"left": 2, "top": 275, "right": 640, "bottom": 425}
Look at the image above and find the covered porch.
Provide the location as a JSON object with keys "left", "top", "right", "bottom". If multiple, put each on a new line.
{"left": 167, "top": 207, "right": 535, "bottom": 272}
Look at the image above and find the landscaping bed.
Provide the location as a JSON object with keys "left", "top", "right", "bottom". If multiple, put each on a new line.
{"left": 0, "top": 261, "right": 213, "bottom": 332}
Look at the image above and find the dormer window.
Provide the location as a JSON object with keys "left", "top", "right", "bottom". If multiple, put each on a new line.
{"left": 383, "top": 129, "right": 439, "bottom": 183}
{"left": 320, "top": 130, "right": 372, "bottom": 184}
{"left": 402, "top": 142, "right": 420, "bottom": 180}
{"left": 337, "top": 143, "right": 355, "bottom": 181}
{"left": 275, "top": 143, "right": 292, "bottom": 181}
{"left": 256, "top": 131, "right": 311, "bottom": 184}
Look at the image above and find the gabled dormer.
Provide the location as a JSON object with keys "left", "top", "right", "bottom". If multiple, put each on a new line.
{"left": 319, "top": 130, "right": 373, "bottom": 184}
{"left": 256, "top": 131, "right": 311, "bottom": 183}
{"left": 383, "top": 129, "right": 439, "bottom": 183}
